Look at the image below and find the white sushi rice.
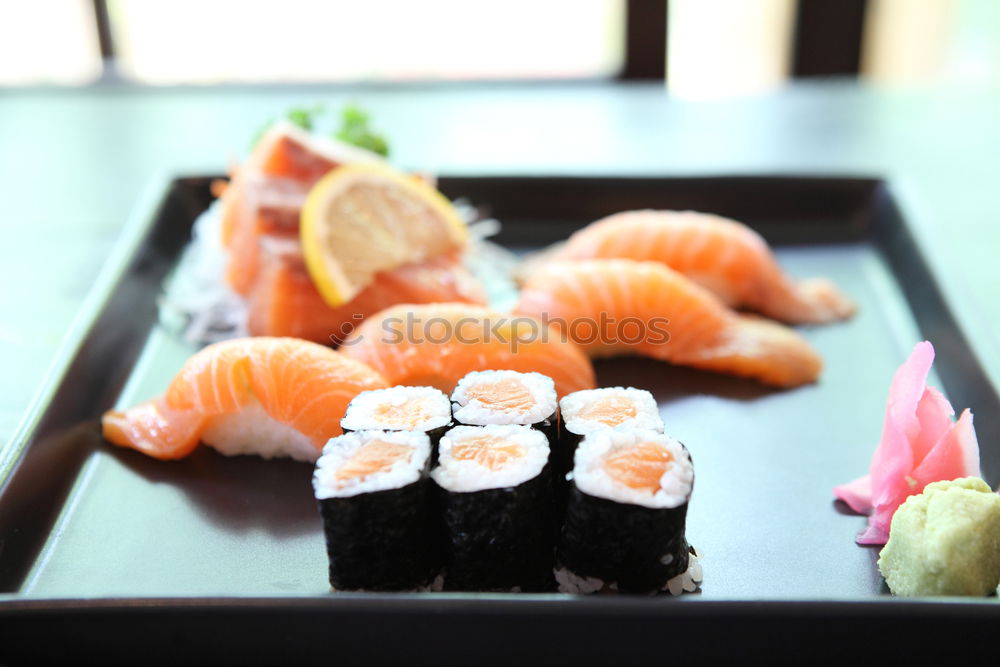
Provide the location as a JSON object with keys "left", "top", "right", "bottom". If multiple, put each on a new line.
{"left": 555, "top": 547, "right": 704, "bottom": 596}
{"left": 332, "top": 573, "right": 446, "bottom": 594}
{"left": 432, "top": 424, "right": 549, "bottom": 493}
{"left": 451, "top": 370, "right": 557, "bottom": 426}
{"left": 341, "top": 386, "right": 452, "bottom": 432}
{"left": 572, "top": 429, "right": 693, "bottom": 510}
{"left": 201, "top": 400, "right": 318, "bottom": 462}
{"left": 158, "top": 201, "right": 250, "bottom": 344}
{"left": 560, "top": 387, "right": 664, "bottom": 436}
{"left": 313, "top": 430, "right": 431, "bottom": 499}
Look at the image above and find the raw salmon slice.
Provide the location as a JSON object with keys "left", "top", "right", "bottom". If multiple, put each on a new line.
{"left": 342, "top": 303, "right": 597, "bottom": 397}
{"left": 464, "top": 377, "right": 536, "bottom": 413}
{"left": 515, "top": 259, "right": 822, "bottom": 388}
{"left": 538, "top": 210, "right": 855, "bottom": 325}
{"left": 334, "top": 439, "right": 413, "bottom": 484}
{"left": 451, "top": 434, "right": 526, "bottom": 471}
{"left": 603, "top": 442, "right": 675, "bottom": 493}
{"left": 219, "top": 122, "right": 387, "bottom": 295}
{"left": 247, "top": 241, "right": 486, "bottom": 344}
{"left": 252, "top": 122, "right": 385, "bottom": 182}
{"left": 372, "top": 397, "right": 434, "bottom": 430}
{"left": 577, "top": 396, "right": 638, "bottom": 427}
{"left": 102, "top": 337, "right": 388, "bottom": 461}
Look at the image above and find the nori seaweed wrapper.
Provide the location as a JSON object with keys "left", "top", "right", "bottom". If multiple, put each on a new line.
{"left": 318, "top": 475, "right": 437, "bottom": 591}
{"left": 557, "top": 482, "right": 691, "bottom": 594}
{"left": 533, "top": 414, "right": 558, "bottom": 447}
{"left": 553, "top": 424, "right": 582, "bottom": 484}
{"left": 438, "top": 465, "right": 556, "bottom": 592}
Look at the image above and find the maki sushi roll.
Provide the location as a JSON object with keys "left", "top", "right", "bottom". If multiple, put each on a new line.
{"left": 451, "top": 370, "right": 559, "bottom": 442}
{"left": 313, "top": 430, "right": 435, "bottom": 591}
{"left": 432, "top": 424, "right": 555, "bottom": 591}
{"left": 556, "top": 387, "right": 664, "bottom": 479}
{"left": 556, "top": 428, "right": 700, "bottom": 595}
{"left": 341, "top": 386, "right": 453, "bottom": 447}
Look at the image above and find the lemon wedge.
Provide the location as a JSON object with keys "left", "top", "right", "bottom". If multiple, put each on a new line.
{"left": 300, "top": 163, "right": 467, "bottom": 307}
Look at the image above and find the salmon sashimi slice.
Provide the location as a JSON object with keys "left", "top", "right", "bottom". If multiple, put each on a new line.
{"left": 247, "top": 242, "right": 486, "bottom": 344}
{"left": 464, "top": 377, "right": 536, "bottom": 413}
{"left": 538, "top": 210, "right": 856, "bottom": 325}
{"left": 515, "top": 259, "right": 822, "bottom": 388}
{"left": 254, "top": 122, "right": 385, "bottom": 181}
{"left": 833, "top": 341, "right": 981, "bottom": 545}
{"left": 221, "top": 175, "right": 310, "bottom": 248}
{"left": 334, "top": 439, "right": 413, "bottom": 484}
{"left": 102, "top": 337, "right": 388, "bottom": 461}
{"left": 219, "top": 122, "right": 387, "bottom": 295}
{"left": 577, "top": 396, "right": 638, "bottom": 427}
{"left": 451, "top": 434, "right": 527, "bottom": 471}
{"left": 603, "top": 442, "right": 675, "bottom": 493}
{"left": 342, "top": 303, "right": 597, "bottom": 397}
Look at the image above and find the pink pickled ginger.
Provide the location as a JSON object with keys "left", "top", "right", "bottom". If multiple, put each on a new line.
{"left": 833, "top": 341, "right": 980, "bottom": 544}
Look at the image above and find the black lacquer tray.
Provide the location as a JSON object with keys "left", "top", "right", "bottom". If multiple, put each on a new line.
{"left": 2, "top": 175, "right": 998, "bottom": 664}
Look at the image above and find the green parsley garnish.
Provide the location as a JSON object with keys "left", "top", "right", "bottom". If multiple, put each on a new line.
{"left": 335, "top": 104, "right": 390, "bottom": 157}
{"left": 250, "top": 104, "right": 389, "bottom": 158}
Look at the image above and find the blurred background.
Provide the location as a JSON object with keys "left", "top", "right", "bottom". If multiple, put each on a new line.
{"left": 2, "top": 0, "right": 999, "bottom": 93}
{"left": 3, "top": 0, "right": 1000, "bottom": 446}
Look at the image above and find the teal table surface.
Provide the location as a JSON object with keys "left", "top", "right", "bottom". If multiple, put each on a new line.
{"left": 2, "top": 79, "right": 999, "bottom": 445}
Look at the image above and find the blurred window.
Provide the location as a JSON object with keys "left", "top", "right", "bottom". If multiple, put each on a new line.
{"left": 0, "top": 0, "right": 102, "bottom": 85}
{"left": 862, "top": 0, "right": 1000, "bottom": 87}
{"left": 667, "top": 0, "right": 795, "bottom": 99}
{"left": 107, "top": 0, "right": 625, "bottom": 84}
{"left": 3, "top": 0, "right": 999, "bottom": 93}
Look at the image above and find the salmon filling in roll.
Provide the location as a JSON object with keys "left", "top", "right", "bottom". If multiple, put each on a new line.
{"left": 433, "top": 425, "right": 549, "bottom": 493}
{"left": 572, "top": 429, "right": 692, "bottom": 509}
{"left": 451, "top": 370, "right": 558, "bottom": 428}
{"left": 560, "top": 387, "right": 664, "bottom": 438}
{"left": 341, "top": 386, "right": 452, "bottom": 434}
{"left": 314, "top": 430, "right": 431, "bottom": 499}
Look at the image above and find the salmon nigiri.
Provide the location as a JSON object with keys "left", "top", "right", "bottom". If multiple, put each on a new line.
{"left": 248, "top": 241, "right": 486, "bottom": 344}
{"left": 341, "top": 303, "right": 596, "bottom": 396}
{"left": 515, "top": 259, "right": 822, "bottom": 388}
{"left": 538, "top": 210, "right": 855, "bottom": 325}
{"left": 102, "top": 337, "right": 388, "bottom": 462}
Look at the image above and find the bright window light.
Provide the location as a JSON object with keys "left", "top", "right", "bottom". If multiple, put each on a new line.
{"left": 667, "top": 0, "right": 795, "bottom": 100}
{"left": 862, "top": 0, "right": 1000, "bottom": 87}
{"left": 0, "top": 0, "right": 102, "bottom": 85}
{"left": 108, "top": 0, "right": 624, "bottom": 84}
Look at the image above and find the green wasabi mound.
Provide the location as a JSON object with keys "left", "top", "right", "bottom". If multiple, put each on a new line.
{"left": 878, "top": 477, "right": 1000, "bottom": 597}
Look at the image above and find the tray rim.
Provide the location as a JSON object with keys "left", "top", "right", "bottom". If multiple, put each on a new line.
{"left": 0, "top": 172, "right": 176, "bottom": 484}
{"left": 3, "top": 172, "right": 999, "bottom": 614}
{"left": 3, "top": 595, "right": 1000, "bottom": 664}
{"left": 3, "top": 592, "right": 1000, "bottom": 612}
